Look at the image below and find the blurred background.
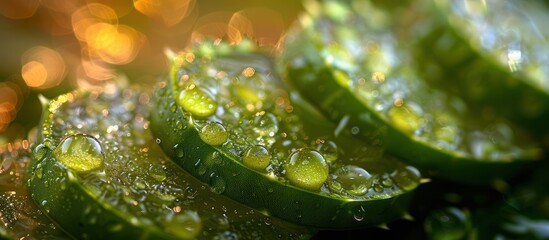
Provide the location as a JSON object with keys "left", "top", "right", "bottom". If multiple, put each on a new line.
{"left": 0, "top": 0, "right": 303, "bottom": 147}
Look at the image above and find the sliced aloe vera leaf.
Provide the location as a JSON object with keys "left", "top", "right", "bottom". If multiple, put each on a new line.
{"left": 151, "top": 40, "right": 420, "bottom": 229}
{"left": 413, "top": 0, "right": 549, "bottom": 135}
{"left": 29, "top": 87, "right": 311, "bottom": 239}
{"left": 0, "top": 142, "right": 69, "bottom": 239}
{"left": 283, "top": 0, "right": 541, "bottom": 183}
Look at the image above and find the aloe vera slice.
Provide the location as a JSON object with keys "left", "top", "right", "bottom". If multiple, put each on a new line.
{"left": 283, "top": 0, "right": 541, "bottom": 183}
{"left": 151, "top": 39, "right": 420, "bottom": 229}
{"left": 0, "top": 143, "right": 69, "bottom": 239}
{"left": 413, "top": 0, "right": 549, "bottom": 135}
{"left": 29, "top": 86, "right": 311, "bottom": 239}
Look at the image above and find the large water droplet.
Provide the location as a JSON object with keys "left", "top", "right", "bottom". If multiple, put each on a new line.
{"left": 332, "top": 165, "right": 372, "bottom": 196}
{"left": 165, "top": 211, "right": 202, "bottom": 239}
{"left": 242, "top": 145, "right": 271, "bottom": 171}
{"left": 209, "top": 172, "right": 226, "bottom": 194}
{"left": 253, "top": 112, "right": 279, "bottom": 137}
{"left": 284, "top": 148, "right": 329, "bottom": 191}
{"left": 176, "top": 85, "right": 217, "bottom": 117}
{"left": 390, "top": 166, "right": 421, "bottom": 191}
{"left": 199, "top": 122, "right": 229, "bottom": 146}
{"left": 387, "top": 101, "right": 422, "bottom": 135}
{"left": 53, "top": 134, "right": 104, "bottom": 173}
{"left": 315, "top": 140, "right": 338, "bottom": 162}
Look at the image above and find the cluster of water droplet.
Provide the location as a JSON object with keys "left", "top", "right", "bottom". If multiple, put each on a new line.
{"left": 291, "top": 0, "right": 534, "bottom": 161}
{"left": 168, "top": 41, "right": 421, "bottom": 198}
{"left": 0, "top": 142, "right": 65, "bottom": 238}
{"left": 35, "top": 84, "right": 308, "bottom": 239}
{"left": 445, "top": 0, "right": 549, "bottom": 91}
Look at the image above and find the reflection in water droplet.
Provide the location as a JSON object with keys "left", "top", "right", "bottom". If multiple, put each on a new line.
{"left": 391, "top": 166, "right": 421, "bottom": 191}
{"left": 253, "top": 112, "right": 279, "bottom": 137}
{"left": 387, "top": 103, "right": 422, "bottom": 135}
{"left": 284, "top": 148, "right": 329, "bottom": 191}
{"left": 209, "top": 172, "right": 226, "bottom": 194}
{"left": 53, "top": 134, "right": 104, "bottom": 172}
{"left": 353, "top": 205, "right": 366, "bottom": 222}
{"left": 165, "top": 211, "right": 202, "bottom": 239}
{"left": 331, "top": 165, "right": 372, "bottom": 196}
{"left": 199, "top": 122, "right": 229, "bottom": 146}
{"left": 315, "top": 140, "right": 338, "bottom": 162}
{"left": 176, "top": 85, "right": 217, "bottom": 117}
{"left": 242, "top": 145, "right": 271, "bottom": 171}
{"left": 173, "top": 143, "right": 185, "bottom": 158}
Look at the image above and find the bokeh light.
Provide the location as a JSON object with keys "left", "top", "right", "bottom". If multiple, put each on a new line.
{"left": 0, "top": 0, "right": 40, "bottom": 19}
{"left": 0, "top": 82, "right": 23, "bottom": 132}
{"left": 134, "top": 0, "right": 196, "bottom": 27}
{"left": 21, "top": 46, "right": 66, "bottom": 90}
{"left": 0, "top": 0, "right": 303, "bottom": 144}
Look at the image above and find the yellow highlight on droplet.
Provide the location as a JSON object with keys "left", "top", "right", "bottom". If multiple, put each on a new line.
{"left": 54, "top": 134, "right": 104, "bottom": 173}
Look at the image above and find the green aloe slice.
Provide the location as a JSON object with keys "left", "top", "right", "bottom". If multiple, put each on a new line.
{"left": 282, "top": 0, "right": 541, "bottom": 183}
{"left": 150, "top": 39, "right": 420, "bottom": 229}
{"left": 0, "top": 142, "right": 69, "bottom": 239}
{"left": 413, "top": 0, "right": 549, "bottom": 135}
{"left": 29, "top": 86, "right": 310, "bottom": 239}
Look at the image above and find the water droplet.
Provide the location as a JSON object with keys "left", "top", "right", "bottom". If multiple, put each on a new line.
{"left": 387, "top": 102, "right": 423, "bottom": 135}
{"left": 353, "top": 205, "right": 366, "bottom": 222}
{"left": 53, "top": 134, "right": 104, "bottom": 173}
{"left": 424, "top": 207, "right": 470, "bottom": 240}
{"left": 41, "top": 200, "right": 48, "bottom": 206}
{"left": 209, "top": 172, "right": 226, "bottom": 194}
{"left": 199, "top": 122, "right": 229, "bottom": 146}
{"left": 373, "top": 184, "right": 384, "bottom": 193}
{"left": 195, "top": 159, "right": 207, "bottom": 176}
{"left": 284, "top": 148, "right": 329, "bottom": 191}
{"left": 173, "top": 144, "right": 185, "bottom": 158}
{"left": 216, "top": 231, "right": 238, "bottom": 240}
{"left": 381, "top": 178, "right": 393, "bottom": 188}
{"left": 332, "top": 165, "right": 372, "bottom": 196}
{"left": 33, "top": 143, "right": 49, "bottom": 162}
{"left": 165, "top": 211, "right": 202, "bottom": 239}
{"left": 390, "top": 166, "right": 421, "bottom": 191}
{"left": 149, "top": 164, "right": 167, "bottom": 182}
{"left": 315, "top": 140, "right": 338, "bottom": 162}
{"left": 242, "top": 145, "right": 271, "bottom": 171}
{"left": 176, "top": 85, "right": 217, "bottom": 117}
{"left": 253, "top": 112, "right": 279, "bottom": 137}
{"left": 35, "top": 163, "right": 44, "bottom": 179}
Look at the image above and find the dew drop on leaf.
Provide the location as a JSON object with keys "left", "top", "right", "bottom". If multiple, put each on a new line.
{"left": 242, "top": 145, "right": 271, "bottom": 171}
{"left": 331, "top": 165, "right": 373, "bottom": 196}
{"left": 176, "top": 85, "right": 218, "bottom": 117}
{"left": 284, "top": 148, "right": 329, "bottom": 191}
{"left": 199, "top": 122, "right": 229, "bottom": 146}
{"left": 53, "top": 134, "right": 104, "bottom": 173}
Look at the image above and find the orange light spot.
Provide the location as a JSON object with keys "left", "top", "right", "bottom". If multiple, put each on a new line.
{"left": 79, "top": 58, "right": 115, "bottom": 81}
{"left": 0, "top": 0, "right": 40, "bottom": 19}
{"left": 0, "top": 83, "right": 20, "bottom": 126}
{"left": 86, "top": 23, "right": 144, "bottom": 65}
{"left": 242, "top": 67, "right": 255, "bottom": 77}
{"left": 134, "top": 0, "right": 195, "bottom": 27}
{"left": 22, "top": 61, "right": 48, "bottom": 88}
{"left": 72, "top": 3, "right": 118, "bottom": 42}
{"left": 228, "top": 8, "right": 285, "bottom": 46}
{"left": 191, "top": 11, "right": 233, "bottom": 42}
{"left": 21, "top": 46, "right": 66, "bottom": 89}
{"left": 228, "top": 11, "right": 254, "bottom": 44}
{"left": 393, "top": 98, "right": 404, "bottom": 107}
